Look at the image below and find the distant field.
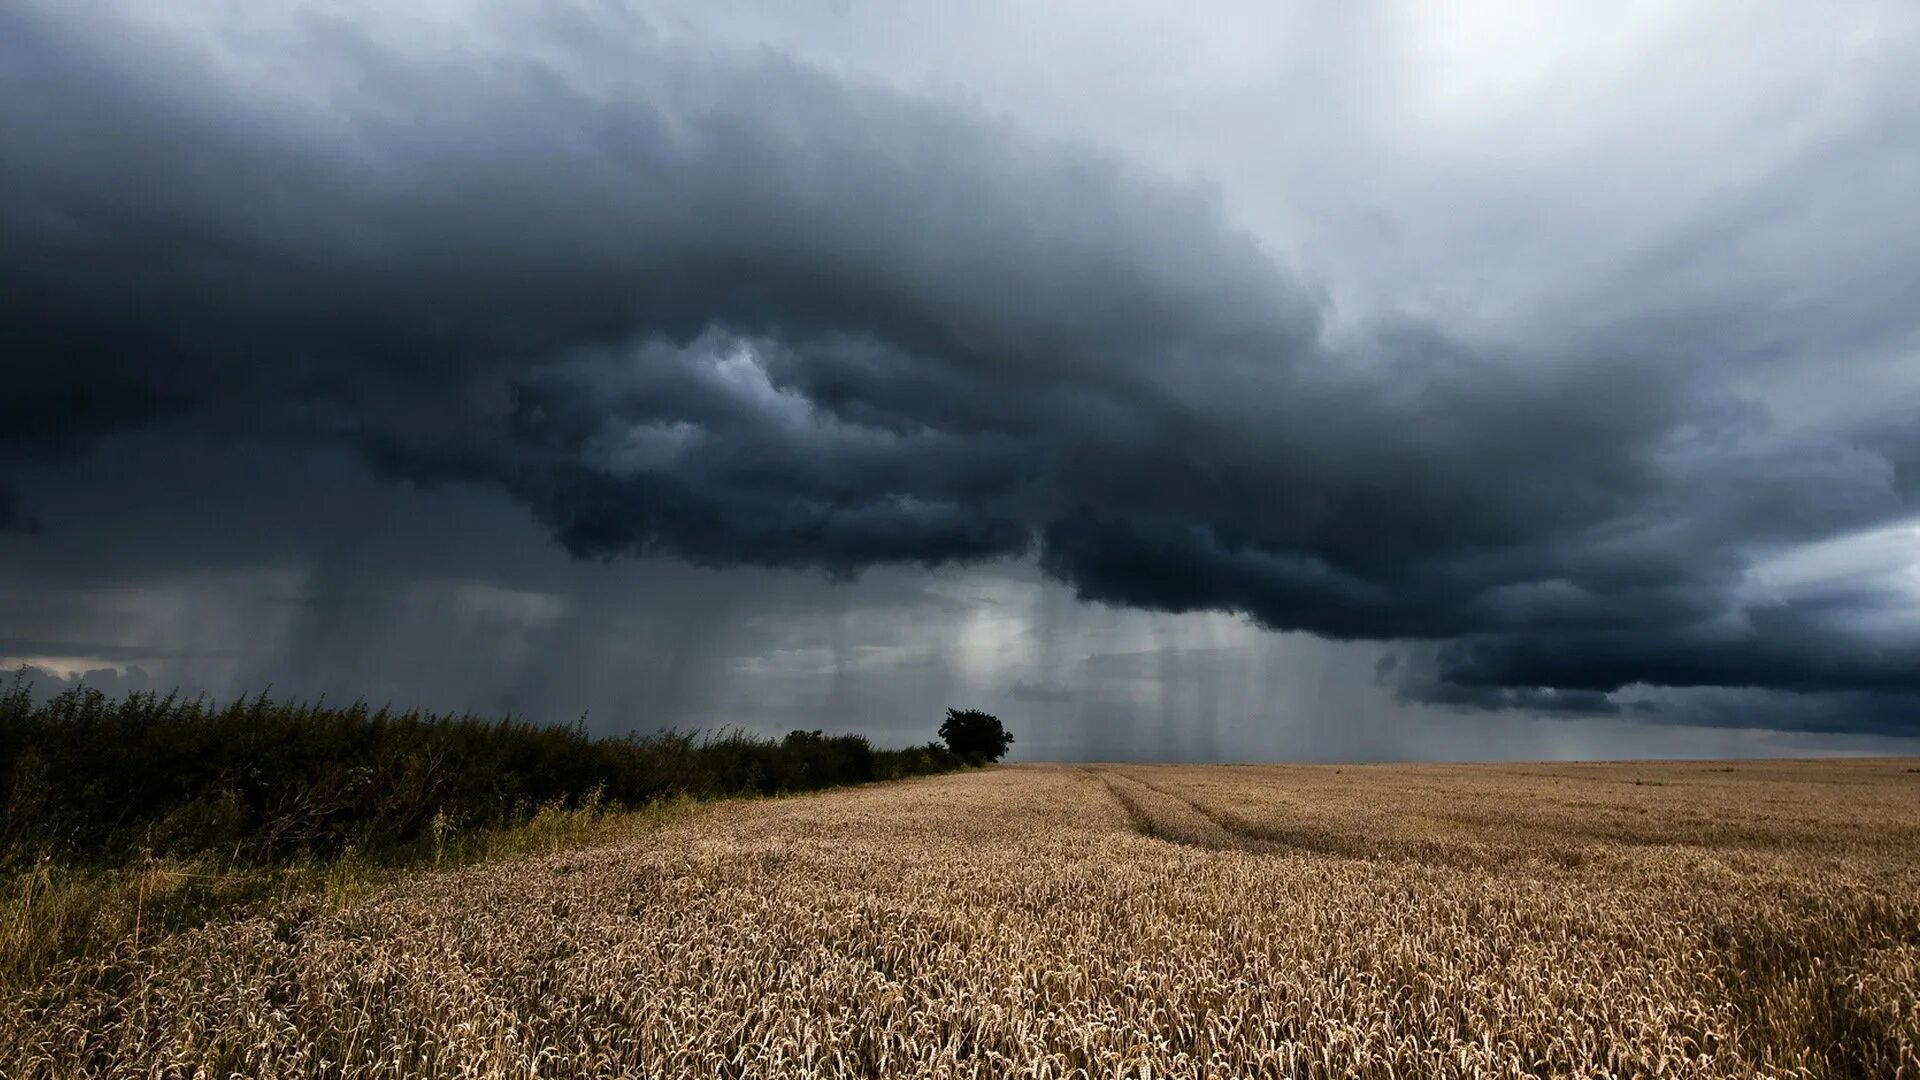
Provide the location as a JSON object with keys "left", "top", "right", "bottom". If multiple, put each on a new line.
{"left": 7, "top": 760, "right": 1918, "bottom": 1078}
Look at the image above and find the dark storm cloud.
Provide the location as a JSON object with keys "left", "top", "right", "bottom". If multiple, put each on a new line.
{"left": 1618, "top": 687, "right": 1920, "bottom": 737}
{"left": 1406, "top": 683, "right": 1643, "bottom": 719}
{"left": 2, "top": 1, "right": 1917, "bottom": 730}
{"left": 0, "top": 487, "right": 38, "bottom": 535}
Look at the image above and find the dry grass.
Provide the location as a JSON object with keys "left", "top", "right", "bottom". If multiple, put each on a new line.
{"left": 0, "top": 793, "right": 694, "bottom": 996}
{"left": 4, "top": 760, "right": 1917, "bottom": 1078}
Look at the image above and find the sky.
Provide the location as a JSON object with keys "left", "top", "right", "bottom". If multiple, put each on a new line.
{"left": 3, "top": 0, "right": 1918, "bottom": 760}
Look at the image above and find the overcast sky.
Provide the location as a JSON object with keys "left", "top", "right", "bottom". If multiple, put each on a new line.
{"left": 4, "top": 0, "right": 1918, "bottom": 760}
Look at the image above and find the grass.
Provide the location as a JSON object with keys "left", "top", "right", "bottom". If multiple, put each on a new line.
{"left": 0, "top": 792, "right": 698, "bottom": 996}
{"left": 0, "top": 672, "right": 967, "bottom": 996}
{"left": 7, "top": 760, "right": 1914, "bottom": 1077}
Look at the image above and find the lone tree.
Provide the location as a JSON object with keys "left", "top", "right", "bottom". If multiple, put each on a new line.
{"left": 939, "top": 708, "right": 1013, "bottom": 764}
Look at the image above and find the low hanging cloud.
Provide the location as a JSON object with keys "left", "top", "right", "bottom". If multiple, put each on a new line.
{"left": 2, "top": 1, "right": 1917, "bottom": 731}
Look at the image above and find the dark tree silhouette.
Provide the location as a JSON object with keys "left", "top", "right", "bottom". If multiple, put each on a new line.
{"left": 939, "top": 708, "right": 1014, "bottom": 763}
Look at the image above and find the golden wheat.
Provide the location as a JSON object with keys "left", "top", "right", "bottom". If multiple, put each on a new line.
{"left": 4, "top": 760, "right": 1917, "bottom": 1078}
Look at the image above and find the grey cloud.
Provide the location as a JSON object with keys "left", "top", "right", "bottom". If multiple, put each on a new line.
{"left": 1404, "top": 682, "right": 1647, "bottom": 718}
{"left": 3, "top": 1, "right": 1919, "bottom": 733}
{"left": 1617, "top": 687, "right": 1920, "bottom": 737}
{"left": 0, "top": 487, "right": 38, "bottom": 535}
{"left": 1010, "top": 680, "right": 1076, "bottom": 704}
{"left": 10, "top": 664, "right": 161, "bottom": 703}
{"left": 0, "top": 640, "right": 231, "bottom": 664}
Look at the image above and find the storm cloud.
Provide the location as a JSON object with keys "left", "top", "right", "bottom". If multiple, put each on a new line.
{"left": 3, "top": 0, "right": 1918, "bottom": 739}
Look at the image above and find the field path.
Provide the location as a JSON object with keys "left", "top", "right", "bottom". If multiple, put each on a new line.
{"left": 7, "top": 761, "right": 1920, "bottom": 1078}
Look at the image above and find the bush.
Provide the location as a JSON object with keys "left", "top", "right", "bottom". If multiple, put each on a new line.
{"left": 0, "top": 672, "right": 964, "bottom": 870}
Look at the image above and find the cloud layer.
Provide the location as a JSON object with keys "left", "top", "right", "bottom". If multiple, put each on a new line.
{"left": 3, "top": 1, "right": 1918, "bottom": 733}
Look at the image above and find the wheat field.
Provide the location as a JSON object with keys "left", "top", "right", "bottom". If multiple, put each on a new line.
{"left": 5, "top": 760, "right": 1917, "bottom": 1078}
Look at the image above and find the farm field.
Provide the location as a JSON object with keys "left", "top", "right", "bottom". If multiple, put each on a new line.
{"left": 6, "top": 760, "right": 1919, "bottom": 1078}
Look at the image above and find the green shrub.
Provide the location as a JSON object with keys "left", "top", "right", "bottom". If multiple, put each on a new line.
{"left": 0, "top": 671, "right": 963, "bottom": 871}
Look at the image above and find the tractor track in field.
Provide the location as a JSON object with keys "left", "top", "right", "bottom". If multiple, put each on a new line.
{"left": 1084, "top": 766, "right": 1275, "bottom": 851}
